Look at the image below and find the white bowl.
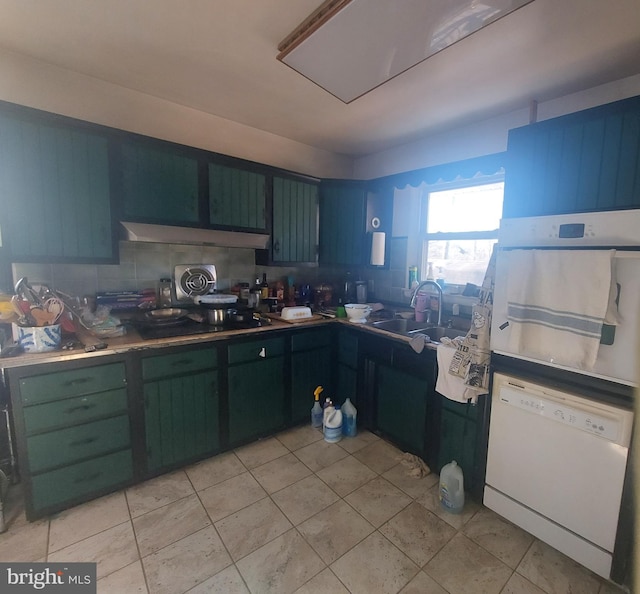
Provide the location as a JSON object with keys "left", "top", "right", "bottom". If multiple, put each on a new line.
{"left": 344, "top": 303, "right": 371, "bottom": 323}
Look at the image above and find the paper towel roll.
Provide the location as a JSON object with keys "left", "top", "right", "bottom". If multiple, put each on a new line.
{"left": 370, "top": 232, "right": 386, "bottom": 266}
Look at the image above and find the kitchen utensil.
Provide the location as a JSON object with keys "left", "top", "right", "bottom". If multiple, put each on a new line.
{"left": 344, "top": 303, "right": 371, "bottom": 323}
{"left": 205, "top": 308, "right": 227, "bottom": 325}
{"left": 10, "top": 296, "right": 35, "bottom": 326}
{"left": 281, "top": 306, "right": 312, "bottom": 321}
{"left": 14, "top": 323, "right": 62, "bottom": 352}
{"left": 194, "top": 294, "right": 238, "bottom": 305}
{"left": 144, "top": 308, "right": 188, "bottom": 324}
{"left": 43, "top": 297, "right": 65, "bottom": 324}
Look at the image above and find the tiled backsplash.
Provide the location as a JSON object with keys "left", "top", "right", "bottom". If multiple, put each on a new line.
{"left": 10, "top": 238, "right": 414, "bottom": 306}
{"left": 12, "top": 241, "right": 257, "bottom": 298}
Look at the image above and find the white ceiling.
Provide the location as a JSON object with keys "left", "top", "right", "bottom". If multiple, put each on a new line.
{"left": 0, "top": 0, "right": 639, "bottom": 157}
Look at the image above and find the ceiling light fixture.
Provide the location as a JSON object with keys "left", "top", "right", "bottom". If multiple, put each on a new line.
{"left": 278, "top": 0, "right": 535, "bottom": 103}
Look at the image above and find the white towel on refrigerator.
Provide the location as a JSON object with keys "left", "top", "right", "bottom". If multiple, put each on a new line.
{"left": 505, "top": 249, "right": 617, "bottom": 370}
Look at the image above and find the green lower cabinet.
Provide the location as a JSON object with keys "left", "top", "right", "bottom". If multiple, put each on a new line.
{"left": 31, "top": 450, "right": 133, "bottom": 512}
{"left": 437, "top": 402, "right": 477, "bottom": 482}
{"left": 144, "top": 370, "right": 219, "bottom": 472}
{"left": 376, "top": 365, "right": 428, "bottom": 455}
{"left": 336, "top": 363, "right": 357, "bottom": 408}
{"left": 228, "top": 355, "right": 285, "bottom": 446}
{"left": 291, "top": 348, "right": 332, "bottom": 425}
{"left": 336, "top": 329, "right": 359, "bottom": 408}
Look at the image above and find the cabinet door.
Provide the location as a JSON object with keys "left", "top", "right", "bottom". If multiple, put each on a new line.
{"left": 144, "top": 370, "right": 219, "bottom": 472}
{"left": 209, "top": 163, "right": 266, "bottom": 230}
{"left": 121, "top": 141, "right": 199, "bottom": 224}
{"left": 0, "top": 114, "right": 113, "bottom": 261}
{"left": 272, "top": 176, "right": 318, "bottom": 263}
{"left": 319, "top": 182, "right": 366, "bottom": 266}
{"left": 438, "top": 408, "right": 476, "bottom": 482}
{"left": 503, "top": 96, "right": 640, "bottom": 217}
{"left": 291, "top": 348, "right": 332, "bottom": 425}
{"left": 228, "top": 357, "right": 285, "bottom": 446}
{"left": 376, "top": 365, "right": 427, "bottom": 455}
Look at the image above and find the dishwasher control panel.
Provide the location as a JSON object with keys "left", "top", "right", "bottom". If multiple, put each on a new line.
{"left": 500, "top": 386, "right": 620, "bottom": 442}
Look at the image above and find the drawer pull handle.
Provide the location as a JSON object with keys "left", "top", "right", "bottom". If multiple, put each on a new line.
{"left": 65, "top": 377, "right": 92, "bottom": 387}
{"left": 74, "top": 472, "right": 101, "bottom": 484}
{"left": 171, "top": 359, "right": 192, "bottom": 367}
{"left": 66, "top": 404, "right": 96, "bottom": 414}
{"left": 69, "top": 437, "right": 98, "bottom": 447}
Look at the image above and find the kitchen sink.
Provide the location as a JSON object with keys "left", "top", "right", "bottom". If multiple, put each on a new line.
{"left": 371, "top": 319, "right": 466, "bottom": 341}
{"left": 371, "top": 319, "right": 433, "bottom": 334}
{"left": 415, "top": 326, "right": 467, "bottom": 342}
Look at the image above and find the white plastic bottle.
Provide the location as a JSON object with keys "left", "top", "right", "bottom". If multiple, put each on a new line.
{"left": 439, "top": 460, "right": 465, "bottom": 514}
{"left": 341, "top": 397, "right": 357, "bottom": 437}
{"left": 324, "top": 406, "right": 343, "bottom": 443}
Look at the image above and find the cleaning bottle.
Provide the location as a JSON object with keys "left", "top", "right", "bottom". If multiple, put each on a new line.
{"left": 439, "top": 460, "right": 465, "bottom": 514}
{"left": 322, "top": 398, "right": 334, "bottom": 428}
{"left": 311, "top": 386, "right": 324, "bottom": 428}
{"left": 324, "top": 405, "right": 343, "bottom": 443}
{"left": 341, "top": 397, "right": 357, "bottom": 437}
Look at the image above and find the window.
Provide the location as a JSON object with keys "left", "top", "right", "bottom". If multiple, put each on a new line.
{"left": 421, "top": 180, "right": 503, "bottom": 286}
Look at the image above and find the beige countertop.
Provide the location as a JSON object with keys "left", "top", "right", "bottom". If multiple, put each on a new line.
{"left": 0, "top": 316, "right": 441, "bottom": 370}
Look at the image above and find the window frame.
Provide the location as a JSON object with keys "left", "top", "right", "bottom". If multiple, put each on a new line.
{"left": 419, "top": 174, "right": 504, "bottom": 285}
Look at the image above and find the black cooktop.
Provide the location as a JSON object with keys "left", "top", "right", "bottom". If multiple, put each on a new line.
{"left": 133, "top": 318, "right": 263, "bottom": 340}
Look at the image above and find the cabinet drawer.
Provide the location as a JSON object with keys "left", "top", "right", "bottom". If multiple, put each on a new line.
{"left": 19, "top": 363, "right": 126, "bottom": 406}
{"left": 23, "top": 388, "right": 128, "bottom": 435}
{"left": 228, "top": 337, "right": 285, "bottom": 365}
{"left": 142, "top": 347, "right": 217, "bottom": 380}
{"left": 27, "top": 415, "right": 130, "bottom": 473}
{"left": 31, "top": 449, "right": 133, "bottom": 513}
{"left": 291, "top": 328, "right": 332, "bottom": 352}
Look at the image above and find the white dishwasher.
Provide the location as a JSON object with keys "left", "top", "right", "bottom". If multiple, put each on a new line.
{"left": 484, "top": 372, "right": 633, "bottom": 579}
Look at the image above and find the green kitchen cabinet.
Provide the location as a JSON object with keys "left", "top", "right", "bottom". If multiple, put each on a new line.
{"left": 376, "top": 364, "right": 429, "bottom": 456}
{"left": 227, "top": 337, "right": 286, "bottom": 446}
{"left": 142, "top": 347, "right": 220, "bottom": 473}
{"left": 291, "top": 327, "right": 332, "bottom": 424}
{"left": 503, "top": 95, "right": 640, "bottom": 218}
{"left": 437, "top": 395, "right": 487, "bottom": 498}
{"left": 6, "top": 358, "right": 132, "bottom": 520}
{"left": 271, "top": 176, "right": 318, "bottom": 263}
{"left": 0, "top": 111, "right": 114, "bottom": 261}
{"left": 335, "top": 328, "right": 359, "bottom": 409}
{"left": 208, "top": 162, "right": 267, "bottom": 230}
{"left": 436, "top": 396, "right": 482, "bottom": 492}
{"left": 121, "top": 139, "right": 199, "bottom": 224}
{"left": 319, "top": 180, "right": 367, "bottom": 266}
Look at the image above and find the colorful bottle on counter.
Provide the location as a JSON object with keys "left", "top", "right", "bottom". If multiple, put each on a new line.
{"left": 311, "top": 386, "right": 324, "bottom": 428}
{"left": 260, "top": 273, "right": 269, "bottom": 299}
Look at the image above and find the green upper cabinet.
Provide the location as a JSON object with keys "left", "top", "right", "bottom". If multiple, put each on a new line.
{"left": 319, "top": 181, "right": 367, "bottom": 266}
{"left": 0, "top": 112, "right": 114, "bottom": 262}
{"left": 208, "top": 163, "right": 266, "bottom": 230}
{"left": 503, "top": 95, "right": 640, "bottom": 218}
{"left": 271, "top": 176, "right": 318, "bottom": 263}
{"left": 121, "top": 140, "right": 199, "bottom": 224}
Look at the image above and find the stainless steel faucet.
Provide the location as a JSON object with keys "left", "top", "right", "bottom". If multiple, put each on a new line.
{"left": 409, "top": 280, "right": 443, "bottom": 326}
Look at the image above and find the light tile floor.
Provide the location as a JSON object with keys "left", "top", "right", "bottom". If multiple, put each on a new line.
{"left": 0, "top": 426, "right": 628, "bottom": 594}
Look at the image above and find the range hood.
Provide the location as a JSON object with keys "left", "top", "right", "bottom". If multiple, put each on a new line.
{"left": 121, "top": 222, "right": 270, "bottom": 249}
